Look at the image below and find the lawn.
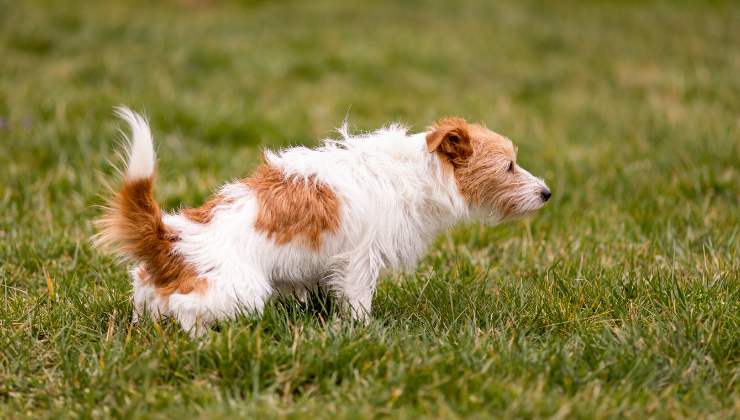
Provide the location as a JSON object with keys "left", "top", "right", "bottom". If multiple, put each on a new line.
{"left": 1, "top": 0, "right": 738, "bottom": 417}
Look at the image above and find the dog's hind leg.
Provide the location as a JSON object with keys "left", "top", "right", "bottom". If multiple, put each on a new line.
{"left": 167, "top": 266, "right": 274, "bottom": 336}
{"left": 130, "top": 264, "right": 166, "bottom": 324}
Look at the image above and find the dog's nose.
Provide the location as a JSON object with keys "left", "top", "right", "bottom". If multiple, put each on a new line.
{"left": 540, "top": 189, "right": 551, "bottom": 202}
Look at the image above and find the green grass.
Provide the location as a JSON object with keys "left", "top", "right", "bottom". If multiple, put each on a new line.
{"left": 1, "top": 0, "right": 739, "bottom": 417}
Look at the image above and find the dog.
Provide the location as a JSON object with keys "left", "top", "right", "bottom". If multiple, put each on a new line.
{"left": 95, "top": 108, "right": 551, "bottom": 335}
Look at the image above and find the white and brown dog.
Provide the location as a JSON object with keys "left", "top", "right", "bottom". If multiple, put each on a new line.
{"left": 96, "top": 108, "right": 550, "bottom": 335}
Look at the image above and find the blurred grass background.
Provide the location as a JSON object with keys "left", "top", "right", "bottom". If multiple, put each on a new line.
{"left": 0, "top": 0, "right": 738, "bottom": 417}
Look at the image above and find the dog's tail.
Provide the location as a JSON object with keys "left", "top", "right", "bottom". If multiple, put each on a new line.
{"left": 94, "top": 107, "right": 179, "bottom": 285}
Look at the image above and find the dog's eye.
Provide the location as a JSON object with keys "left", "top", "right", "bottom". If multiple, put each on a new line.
{"left": 507, "top": 161, "right": 514, "bottom": 172}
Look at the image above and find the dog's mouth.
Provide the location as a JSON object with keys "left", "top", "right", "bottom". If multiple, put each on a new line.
{"left": 499, "top": 209, "right": 540, "bottom": 223}
{"left": 477, "top": 201, "right": 548, "bottom": 224}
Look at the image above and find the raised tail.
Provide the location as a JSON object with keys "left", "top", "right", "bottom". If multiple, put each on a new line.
{"left": 94, "top": 107, "right": 183, "bottom": 288}
{"left": 116, "top": 107, "right": 156, "bottom": 181}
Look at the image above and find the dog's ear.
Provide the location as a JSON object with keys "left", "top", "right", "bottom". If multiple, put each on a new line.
{"left": 426, "top": 117, "right": 473, "bottom": 163}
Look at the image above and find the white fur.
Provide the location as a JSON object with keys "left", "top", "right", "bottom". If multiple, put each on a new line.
{"left": 115, "top": 106, "right": 155, "bottom": 180}
{"left": 116, "top": 111, "right": 548, "bottom": 335}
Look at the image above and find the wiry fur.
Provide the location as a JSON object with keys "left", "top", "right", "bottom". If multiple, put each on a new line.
{"left": 95, "top": 108, "right": 550, "bottom": 335}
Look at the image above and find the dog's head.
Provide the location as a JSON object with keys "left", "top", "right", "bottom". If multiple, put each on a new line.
{"left": 427, "top": 117, "right": 550, "bottom": 222}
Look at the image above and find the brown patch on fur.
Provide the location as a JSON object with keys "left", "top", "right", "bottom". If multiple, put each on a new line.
{"left": 136, "top": 264, "right": 207, "bottom": 298}
{"left": 95, "top": 177, "right": 208, "bottom": 297}
{"left": 428, "top": 117, "right": 522, "bottom": 218}
{"left": 182, "top": 193, "right": 229, "bottom": 224}
{"left": 243, "top": 164, "right": 340, "bottom": 249}
{"left": 137, "top": 264, "right": 151, "bottom": 284}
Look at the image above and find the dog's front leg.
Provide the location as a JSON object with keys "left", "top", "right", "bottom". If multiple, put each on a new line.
{"left": 334, "top": 255, "right": 381, "bottom": 323}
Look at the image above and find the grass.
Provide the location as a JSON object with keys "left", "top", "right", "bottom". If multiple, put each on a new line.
{"left": 1, "top": 0, "right": 739, "bottom": 417}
